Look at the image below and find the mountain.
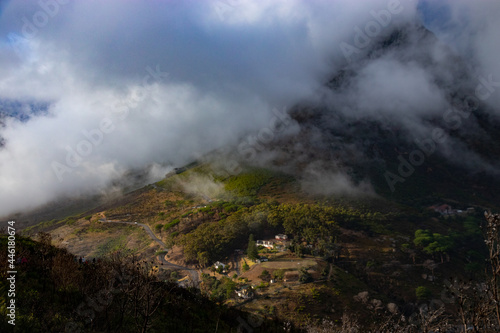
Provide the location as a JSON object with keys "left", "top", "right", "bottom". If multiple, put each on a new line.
{"left": 4, "top": 22, "right": 500, "bottom": 332}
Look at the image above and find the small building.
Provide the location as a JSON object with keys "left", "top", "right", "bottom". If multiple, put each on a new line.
{"left": 214, "top": 261, "right": 226, "bottom": 269}
{"left": 429, "top": 204, "right": 452, "bottom": 215}
{"left": 256, "top": 240, "right": 274, "bottom": 249}
{"left": 275, "top": 234, "right": 288, "bottom": 240}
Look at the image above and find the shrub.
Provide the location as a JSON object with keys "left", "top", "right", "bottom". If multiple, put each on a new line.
{"left": 273, "top": 269, "right": 285, "bottom": 280}
{"left": 299, "top": 268, "right": 313, "bottom": 283}
{"left": 415, "top": 286, "right": 432, "bottom": 301}
{"left": 164, "top": 219, "right": 180, "bottom": 230}
{"left": 242, "top": 262, "right": 249, "bottom": 272}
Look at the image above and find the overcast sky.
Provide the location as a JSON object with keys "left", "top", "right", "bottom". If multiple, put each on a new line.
{"left": 0, "top": 0, "right": 498, "bottom": 217}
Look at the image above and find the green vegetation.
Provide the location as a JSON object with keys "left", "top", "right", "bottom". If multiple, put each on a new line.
{"left": 298, "top": 267, "right": 313, "bottom": 284}
{"left": 64, "top": 216, "right": 79, "bottom": 225}
{"left": 414, "top": 229, "right": 454, "bottom": 261}
{"left": 200, "top": 274, "right": 238, "bottom": 301}
{"left": 177, "top": 199, "right": 392, "bottom": 267}
{"left": 260, "top": 270, "right": 271, "bottom": 280}
{"left": 10, "top": 160, "right": 500, "bottom": 331}
{"left": 224, "top": 168, "right": 282, "bottom": 197}
{"left": 273, "top": 269, "right": 285, "bottom": 280}
{"left": 415, "top": 286, "right": 432, "bottom": 301}
{"left": 242, "top": 261, "right": 249, "bottom": 272}
{"left": 96, "top": 235, "right": 130, "bottom": 257}
{"left": 22, "top": 219, "right": 64, "bottom": 235}
{"left": 164, "top": 219, "right": 180, "bottom": 231}
{"left": 0, "top": 234, "right": 296, "bottom": 332}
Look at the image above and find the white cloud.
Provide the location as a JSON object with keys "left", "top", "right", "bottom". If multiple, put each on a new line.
{"left": 0, "top": 0, "right": 498, "bottom": 217}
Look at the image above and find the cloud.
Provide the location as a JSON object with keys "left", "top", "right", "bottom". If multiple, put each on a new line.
{"left": 419, "top": 0, "right": 500, "bottom": 110}
{"left": 0, "top": 0, "right": 498, "bottom": 217}
{"left": 0, "top": 0, "right": 406, "bottom": 217}
{"left": 301, "top": 161, "right": 375, "bottom": 197}
{"left": 179, "top": 173, "right": 226, "bottom": 201}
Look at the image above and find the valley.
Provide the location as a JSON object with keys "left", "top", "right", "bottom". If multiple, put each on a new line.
{"left": 14, "top": 161, "right": 497, "bottom": 330}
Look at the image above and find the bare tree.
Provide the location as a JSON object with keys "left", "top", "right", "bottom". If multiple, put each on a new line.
{"left": 485, "top": 211, "right": 500, "bottom": 328}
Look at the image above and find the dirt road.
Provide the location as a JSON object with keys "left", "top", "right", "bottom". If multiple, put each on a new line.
{"left": 101, "top": 219, "right": 199, "bottom": 285}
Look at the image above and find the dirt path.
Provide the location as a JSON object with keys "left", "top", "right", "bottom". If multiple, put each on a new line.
{"left": 101, "top": 219, "right": 199, "bottom": 285}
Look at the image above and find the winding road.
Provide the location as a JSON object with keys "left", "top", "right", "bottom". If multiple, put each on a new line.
{"left": 100, "top": 219, "right": 200, "bottom": 286}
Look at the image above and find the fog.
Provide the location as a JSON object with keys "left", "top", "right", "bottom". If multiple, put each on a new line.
{"left": 0, "top": 0, "right": 498, "bottom": 217}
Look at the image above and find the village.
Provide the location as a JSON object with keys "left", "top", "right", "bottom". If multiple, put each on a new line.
{"left": 172, "top": 233, "right": 327, "bottom": 305}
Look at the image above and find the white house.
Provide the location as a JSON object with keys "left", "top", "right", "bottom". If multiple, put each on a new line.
{"left": 256, "top": 240, "right": 274, "bottom": 249}
{"left": 214, "top": 261, "right": 226, "bottom": 269}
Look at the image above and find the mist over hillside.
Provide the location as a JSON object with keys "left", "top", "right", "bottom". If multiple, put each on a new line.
{"left": 0, "top": 0, "right": 499, "bottom": 219}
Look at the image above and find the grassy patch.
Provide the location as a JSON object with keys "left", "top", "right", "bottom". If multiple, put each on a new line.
{"left": 22, "top": 219, "right": 62, "bottom": 235}
{"left": 224, "top": 168, "right": 277, "bottom": 197}
{"left": 95, "top": 235, "right": 129, "bottom": 257}
{"left": 261, "top": 259, "right": 316, "bottom": 270}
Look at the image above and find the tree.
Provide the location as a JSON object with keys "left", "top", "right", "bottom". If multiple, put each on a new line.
{"left": 273, "top": 269, "right": 285, "bottom": 281}
{"left": 414, "top": 229, "right": 454, "bottom": 262}
{"left": 413, "top": 229, "right": 433, "bottom": 248}
{"left": 260, "top": 270, "right": 270, "bottom": 281}
{"left": 247, "top": 234, "right": 259, "bottom": 261}
{"left": 425, "top": 234, "right": 454, "bottom": 262}
{"left": 197, "top": 251, "right": 210, "bottom": 268}
{"left": 242, "top": 261, "right": 249, "bottom": 272}
{"left": 222, "top": 278, "right": 237, "bottom": 299}
{"left": 299, "top": 268, "right": 312, "bottom": 283}
{"left": 485, "top": 211, "right": 500, "bottom": 328}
